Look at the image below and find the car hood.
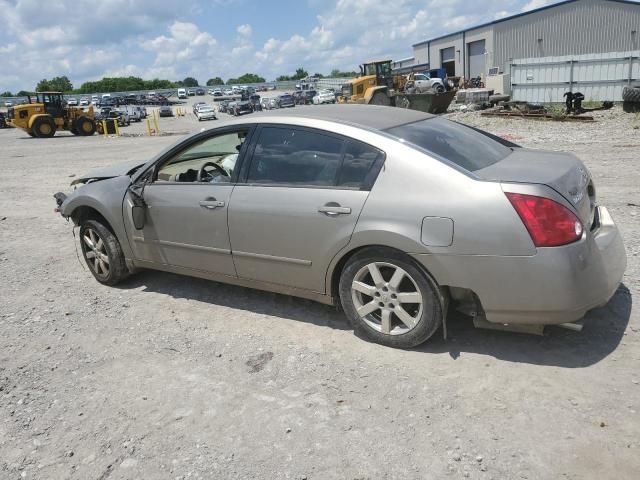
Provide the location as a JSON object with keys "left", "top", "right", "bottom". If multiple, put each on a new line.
{"left": 70, "top": 159, "right": 146, "bottom": 186}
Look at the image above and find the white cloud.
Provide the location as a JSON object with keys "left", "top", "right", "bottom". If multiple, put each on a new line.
{"left": 0, "top": 0, "right": 554, "bottom": 92}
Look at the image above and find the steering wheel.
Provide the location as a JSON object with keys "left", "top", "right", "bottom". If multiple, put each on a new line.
{"left": 197, "top": 162, "right": 228, "bottom": 182}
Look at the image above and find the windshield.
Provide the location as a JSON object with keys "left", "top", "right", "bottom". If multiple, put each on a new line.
{"left": 385, "top": 118, "right": 511, "bottom": 172}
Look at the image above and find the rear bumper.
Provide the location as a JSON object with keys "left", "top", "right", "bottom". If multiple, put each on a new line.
{"left": 411, "top": 206, "right": 627, "bottom": 325}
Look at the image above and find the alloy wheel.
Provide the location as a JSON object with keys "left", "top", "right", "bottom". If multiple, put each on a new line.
{"left": 351, "top": 262, "right": 423, "bottom": 335}
{"left": 82, "top": 228, "right": 110, "bottom": 278}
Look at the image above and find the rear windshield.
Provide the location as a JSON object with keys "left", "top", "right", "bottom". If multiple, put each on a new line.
{"left": 385, "top": 118, "right": 511, "bottom": 172}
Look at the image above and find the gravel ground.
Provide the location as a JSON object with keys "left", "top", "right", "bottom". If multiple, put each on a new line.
{"left": 0, "top": 100, "right": 639, "bottom": 480}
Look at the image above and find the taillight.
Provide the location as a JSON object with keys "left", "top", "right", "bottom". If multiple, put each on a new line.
{"left": 505, "top": 192, "right": 583, "bottom": 247}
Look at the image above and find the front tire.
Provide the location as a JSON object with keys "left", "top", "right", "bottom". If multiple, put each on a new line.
{"left": 79, "top": 219, "right": 129, "bottom": 286}
{"left": 339, "top": 247, "right": 442, "bottom": 348}
{"left": 369, "top": 91, "right": 391, "bottom": 106}
{"left": 32, "top": 116, "right": 56, "bottom": 138}
{"left": 75, "top": 116, "right": 96, "bottom": 136}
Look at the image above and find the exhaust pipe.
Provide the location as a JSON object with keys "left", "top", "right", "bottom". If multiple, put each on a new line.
{"left": 557, "top": 322, "right": 584, "bottom": 332}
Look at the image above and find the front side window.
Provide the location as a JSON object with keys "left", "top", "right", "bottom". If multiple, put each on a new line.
{"left": 247, "top": 127, "right": 344, "bottom": 186}
{"left": 156, "top": 130, "right": 248, "bottom": 183}
{"left": 385, "top": 118, "right": 511, "bottom": 172}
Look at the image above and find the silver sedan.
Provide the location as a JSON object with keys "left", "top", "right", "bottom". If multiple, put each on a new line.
{"left": 55, "top": 105, "right": 626, "bottom": 348}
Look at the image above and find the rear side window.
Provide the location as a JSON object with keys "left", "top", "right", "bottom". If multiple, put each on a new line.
{"left": 248, "top": 127, "right": 344, "bottom": 186}
{"left": 338, "top": 141, "right": 384, "bottom": 188}
{"left": 246, "top": 127, "right": 384, "bottom": 189}
{"left": 385, "top": 118, "right": 511, "bottom": 172}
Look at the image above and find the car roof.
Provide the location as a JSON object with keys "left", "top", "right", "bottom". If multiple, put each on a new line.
{"left": 251, "top": 104, "right": 433, "bottom": 131}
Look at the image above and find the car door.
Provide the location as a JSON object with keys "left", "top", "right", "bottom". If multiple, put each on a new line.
{"left": 228, "top": 125, "right": 385, "bottom": 293}
{"left": 124, "top": 127, "right": 252, "bottom": 277}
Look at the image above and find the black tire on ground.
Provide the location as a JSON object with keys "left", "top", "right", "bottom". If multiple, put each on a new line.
{"left": 32, "top": 116, "right": 56, "bottom": 138}
{"left": 339, "top": 247, "right": 443, "bottom": 348}
{"left": 27, "top": 131, "right": 36, "bottom": 137}
{"left": 622, "top": 86, "right": 640, "bottom": 103}
{"left": 369, "top": 91, "right": 391, "bottom": 106}
{"left": 434, "top": 84, "right": 445, "bottom": 93}
{"left": 79, "top": 219, "right": 129, "bottom": 286}
{"left": 623, "top": 101, "right": 640, "bottom": 113}
{"left": 75, "top": 116, "right": 96, "bottom": 136}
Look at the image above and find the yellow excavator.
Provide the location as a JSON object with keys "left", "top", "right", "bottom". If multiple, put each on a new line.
{"left": 7, "top": 92, "right": 96, "bottom": 138}
{"left": 338, "top": 60, "right": 395, "bottom": 105}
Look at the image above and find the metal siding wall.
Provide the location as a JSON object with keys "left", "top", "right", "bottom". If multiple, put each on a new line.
{"left": 511, "top": 50, "right": 639, "bottom": 102}
{"left": 494, "top": 0, "right": 640, "bottom": 73}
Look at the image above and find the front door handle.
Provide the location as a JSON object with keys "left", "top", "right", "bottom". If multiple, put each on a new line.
{"left": 318, "top": 203, "right": 351, "bottom": 216}
{"left": 199, "top": 197, "right": 225, "bottom": 209}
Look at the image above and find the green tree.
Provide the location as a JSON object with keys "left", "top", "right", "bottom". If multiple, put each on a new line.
{"left": 329, "top": 69, "right": 357, "bottom": 78}
{"left": 16, "top": 90, "right": 33, "bottom": 97}
{"left": 36, "top": 75, "right": 73, "bottom": 92}
{"left": 226, "top": 73, "right": 265, "bottom": 84}
{"left": 206, "top": 77, "right": 225, "bottom": 86}
{"left": 182, "top": 77, "right": 199, "bottom": 87}
{"left": 293, "top": 67, "right": 308, "bottom": 80}
{"left": 312, "top": 72, "right": 325, "bottom": 79}
{"left": 0, "top": 91, "right": 13, "bottom": 97}
{"left": 276, "top": 74, "right": 291, "bottom": 82}
{"left": 77, "top": 76, "right": 178, "bottom": 93}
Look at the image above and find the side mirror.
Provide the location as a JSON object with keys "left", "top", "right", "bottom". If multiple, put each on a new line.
{"left": 132, "top": 205, "right": 146, "bottom": 230}
{"left": 128, "top": 181, "right": 149, "bottom": 230}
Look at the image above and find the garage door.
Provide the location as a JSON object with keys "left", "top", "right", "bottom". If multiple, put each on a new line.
{"left": 468, "top": 40, "right": 486, "bottom": 78}
{"left": 440, "top": 47, "right": 456, "bottom": 77}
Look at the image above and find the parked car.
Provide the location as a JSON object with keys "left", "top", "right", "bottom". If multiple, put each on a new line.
{"left": 79, "top": 97, "right": 90, "bottom": 106}
{"left": 313, "top": 89, "right": 337, "bottom": 104}
{"left": 159, "top": 105, "right": 173, "bottom": 117}
{"left": 230, "top": 100, "right": 253, "bottom": 116}
{"left": 0, "top": 112, "right": 6, "bottom": 128}
{"left": 196, "top": 88, "right": 205, "bottom": 96}
{"left": 4, "top": 100, "right": 13, "bottom": 107}
{"left": 111, "top": 109, "right": 131, "bottom": 126}
{"left": 177, "top": 88, "right": 187, "bottom": 99}
{"left": 54, "top": 105, "right": 626, "bottom": 349}
{"left": 67, "top": 98, "right": 78, "bottom": 106}
{"left": 193, "top": 101, "right": 206, "bottom": 114}
{"left": 291, "top": 90, "right": 305, "bottom": 104}
{"left": 218, "top": 100, "right": 232, "bottom": 113}
{"left": 248, "top": 94, "right": 262, "bottom": 111}
{"left": 187, "top": 89, "right": 196, "bottom": 96}
{"left": 124, "top": 105, "right": 145, "bottom": 122}
{"left": 260, "top": 97, "right": 278, "bottom": 110}
{"left": 91, "top": 95, "right": 99, "bottom": 105}
{"left": 276, "top": 93, "right": 295, "bottom": 108}
{"left": 196, "top": 106, "right": 217, "bottom": 121}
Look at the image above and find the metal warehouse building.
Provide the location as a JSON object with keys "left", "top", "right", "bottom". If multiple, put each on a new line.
{"left": 399, "top": 0, "right": 640, "bottom": 79}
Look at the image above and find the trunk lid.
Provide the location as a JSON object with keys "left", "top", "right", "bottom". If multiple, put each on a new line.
{"left": 475, "top": 148, "right": 595, "bottom": 227}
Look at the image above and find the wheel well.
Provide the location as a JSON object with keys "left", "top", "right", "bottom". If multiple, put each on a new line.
{"left": 71, "top": 206, "right": 115, "bottom": 236}
{"left": 329, "top": 245, "right": 437, "bottom": 300}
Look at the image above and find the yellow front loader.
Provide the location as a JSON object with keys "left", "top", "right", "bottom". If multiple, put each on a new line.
{"left": 338, "top": 60, "right": 395, "bottom": 105}
{"left": 8, "top": 92, "right": 96, "bottom": 138}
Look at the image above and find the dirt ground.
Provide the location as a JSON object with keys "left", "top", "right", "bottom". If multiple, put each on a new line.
{"left": 0, "top": 98, "right": 639, "bottom": 480}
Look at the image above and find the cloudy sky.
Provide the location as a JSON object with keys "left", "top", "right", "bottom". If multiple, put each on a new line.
{"left": 0, "top": 0, "right": 558, "bottom": 92}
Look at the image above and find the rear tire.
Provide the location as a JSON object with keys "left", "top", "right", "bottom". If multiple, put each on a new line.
{"left": 32, "top": 116, "right": 56, "bottom": 138}
{"left": 369, "top": 91, "right": 391, "bottom": 106}
{"left": 434, "top": 84, "right": 445, "bottom": 93}
{"left": 339, "top": 247, "right": 442, "bottom": 348}
{"left": 622, "top": 86, "right": 640, "bottom": 103}
{"left": 623, "top": 101, "right": 640, "bottom": 113}
{"left": 79, "top": 219, "right": 129, "bottom": 286}
{"left": 75, "top": 116, "right": 96, "bottom": 136}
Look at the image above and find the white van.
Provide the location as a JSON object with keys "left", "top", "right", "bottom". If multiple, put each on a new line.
{"left": 177, "top": 88, "right": 187, "bottom": 99}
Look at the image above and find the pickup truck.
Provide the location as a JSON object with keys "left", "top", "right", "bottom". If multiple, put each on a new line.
{"left": 405, "top": 69, "right": 454, "bottom": 94}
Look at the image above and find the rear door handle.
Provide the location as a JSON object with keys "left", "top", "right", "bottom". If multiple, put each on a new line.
{"left": 318, "top": 204, "right": 351, "bottom": 216}
{"left": 199, "top": 197, "right": 225, "bottom": 209}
